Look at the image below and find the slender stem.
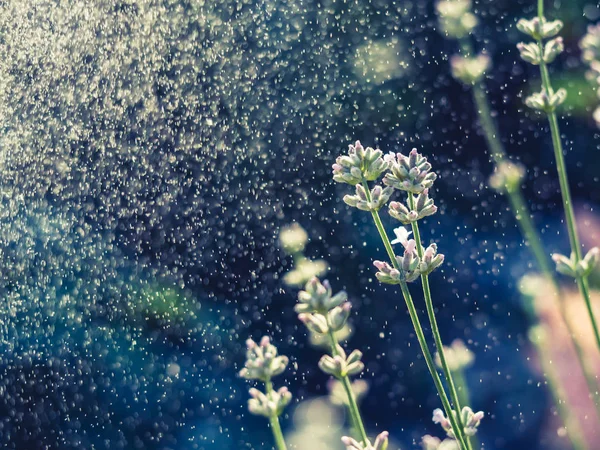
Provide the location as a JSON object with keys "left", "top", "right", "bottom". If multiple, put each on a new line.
{"left": 461, "top": 33, "right": 600, "bottom": 416}
{"left": 326, "top": 326, "right": 369, "bottom": 445}
{"left": 361, "top": 181, "right": 468, "bottom": 449}
{"left": 407, "top": 194, "right": 473, "bottom": 450}
{"left": 536, "top": 41, "right": 600, "bottom": 352}
{"left": 265, "top": 380, "right": 288, "bottom": 450}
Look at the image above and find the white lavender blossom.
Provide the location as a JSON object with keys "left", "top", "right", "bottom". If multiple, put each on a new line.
{"left": 433, "top": 407, "right": 484, "bottom": 438}
{"left": 516, "top": 37, "right": 563, "bottom": 65}
{"left": 390, "top": 226, "right": 412, "bottom": 246}
{"left": 318, "top": 346, "right": 364, "bottom": 378}
{"left": 384, "top": 148, "right": 437, "bottom": 194}
{"left": 296, "top": 278, "right": 347, "bottom": 314}
{"left": 488, "top": 161, "right": 526, "bottom": 193}
{"left": 436, "top": 0, "right": 478, "bottom": 39}
{"left": 434, "top": 339, "right": 475, "bottom": 372}
{"left": 333, "top": 141, "right": 388, "bottom": 185}
{"left": 421, "top": 435, "right": 460, "bottom": 450}
{"left": 248, "top": 386, "right": 293, "bottom": 418}
{"left": 516, "top": 17, "right": 563, "bottom": 40}
{"left": 552, "top": 247, "right": 600, "bottom": 278}
{"left": 524, "top": 88, "right": 567, "bottom": 113}
{"left": 239, "top": 336, "right": 289, "bottom": 382}
{"left": 389, "top": 189, "right": 438, "bottom": 224}
{"left": 344, "top": 184, "right": 394, "bottom": 211}
{"left": 342, "top": 431, "right": 389, "bottom": 450}
{"left": 450, "top": 54, "right": 490, "bottom": 85}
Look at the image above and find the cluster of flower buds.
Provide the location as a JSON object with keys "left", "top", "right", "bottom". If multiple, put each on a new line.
{"left": 517, "top": 38, "right": 563, "bottom": 66}
{"left": 344, "top": 184, "right": 395, "bottom": 212}
{"left": 240, "top": 337, "right": 292, "bottom": 419}
{"left": 524, "top": 88, "right": 567, "bottom": 113}
{"left": 421, "top": 435, "right": 459, "bottom": 450}
{"left": 488, "top": 160, "right": 526, "bottom": 193}
{"left": 319, "top": 344, "right": 364, "bottom": 378}
{"left": 517, "top": 17, "right": 563, "bottom": 41}
{"left": 552, "top": 247, "right": 600, "bottom": 278}
{"left": 580, "top": 24, "right": 600, "bottom": 127}
{"left": 333, "top": 141, "right": 388, "bottom": 185}
{"left": 342, "top": 431, "right": 389, "bottom": 450}
{"left": 239, "top": 336, "right": 289, "bottom": 382}
{"left": 297, "top": 278, "right": 352, "bottom": 334}
{"left": 433, "top": 407, "right": 484, "bottom": 439}
{"left": 374, "top": 227, "right": 444, "bottom": 284}
{"left": 435, "top": 339, "right": 474, "bottom": 372}
{"left": 517, "top": 16, "right": 566, "bottom": 113}
{"left": 247, "top": 386, "right": 293, "bottom": 418}
{"left": 450, "top": 54, "right": 490, "bottom": 85}
{"left": 436, "top": 0, "right": 477, "bottom": 39}
{"left": 389, "top": 188, "right": 437, "bottom": 224}
{"left": 384, "top": 149, "right": 437, "bottom": 194}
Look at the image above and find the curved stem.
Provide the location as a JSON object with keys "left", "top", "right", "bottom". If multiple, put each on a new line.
{"left": 407, "top": 194, "right": 473, "bottom": 450}
{"left": 326, "top": 326, "right": 369, "bottom": 445}
{"left": 265, "top": 380, "right": 288, "bottom": 450}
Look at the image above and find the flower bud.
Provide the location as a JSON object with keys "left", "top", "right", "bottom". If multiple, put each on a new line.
{"left": 577, "top": 247, "right": 600, "bottom": 277}
{"left": 525, "top": 88, "right": 566, "bottom": 113}
{"left": 247, "top": 386, "right": 292, "bottom": 417}
{"left": 298, "top": 312, "right": 329, "bottom": 334}
{"left": 517, "top": 41, "right": 542, "bottom": 65}
{"left": 342, "top": 431, "right": 389, "bottom": 450}
{"left": 543, "top": 37, "right": 564, "bottom": 63}
{"left": 552, "top": 252, "right": 577, "bottom": 278}
{"left": 344, "top": 184, "right": 394, "bottom": 211}
{"left": 328, "top": 302, "right": 352, "bottom": 331}
{"left": 296, "top": 277, "right": 347, "bottom": 314}
{"left": 419, "top": 243, "right": 445, "bottom": 275}
{"left": 489, "top": 161, "right": 525, "bottom": 193}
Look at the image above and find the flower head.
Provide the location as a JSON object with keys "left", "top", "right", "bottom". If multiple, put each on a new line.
{"left": 296, "top": 277, "right": 347, "bottom": 314}
{"left": 279, "top": 223, "right": 308, "bottom": 254}
{"left": 333, "top": 141, "right": 388, "bottom": 185}
{"left": 239, "top": 336, "right": 289, "bottom": 382}
{"left": 342, "top": 431, "right": 389, "bottom": 450}
{"left": 344, "top": 184, "right": 394, "bottom": 211}
{"left": 248, "top": 386, "right": 292, "bottom": 417}
{"left": 433, "top": 406, "right": 484, "bottom": 438}
{"left": 524, "top": 88, "right": 567, "bottom": 113}
{"left": 319, "top": 345, "right": 364, "bottom": 378}
{"left": 390, "top": 226, "right": 413, "bottom": 246}
{"left": 389, "top": 189, "right": 437, "bottom": 224}
{"left": 384, "top": 148, "right": 437, "bottom": 194}
{"left": 517, "top": 17, "right": 563, "bottom": 40}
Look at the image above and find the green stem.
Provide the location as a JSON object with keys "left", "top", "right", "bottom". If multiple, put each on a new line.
{"left": 461, "top": 33, "right": 600, "bottom": 418}
{"left": 537, "top": 41, "right": 600, "bottom": 353}
{"left": 362, "top": 182, "right": 469, "bottom": 450}
{"left": 407, "top": 194, "right": 473, "bottom": 450}
{"left": 326, "top": 327, "right": 369, "bottom": 445}
{"left": 265, "top": 380, "right": 288, "bottom": 450}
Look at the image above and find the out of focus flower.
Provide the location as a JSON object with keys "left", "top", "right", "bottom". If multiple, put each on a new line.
{"left": 433, "top": 407, "right": 484, "bottom": 438}
{"left": 328, "top": 379, "right": 370, "bottom": 406}
{"left": 421, "top": 435, "right": 460, "bottom": 450}
{"left": 283, "top": 258, "right": 328, "bottom": 287}
{"left": 450, "top": 54, "right": 490, "bottom": 85}
{"left": 489, "top": 161, "right": 525, "bottom": 193}
{"left": 342, "top": 431, "right": 389, "bottom": 450}
{"left": 279, "top": 223, "right": 309, "bottom": 254}
{"left": 436, "top": 0, "right": 477, "bottom": 39}
{"left": 319, "top": 346, "right": 364, "bottom": 378}
{"left": 435, "top": 339, "right": 474, "bottom": 372}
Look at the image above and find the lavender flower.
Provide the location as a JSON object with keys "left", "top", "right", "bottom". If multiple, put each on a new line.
{"left": 344, "top": 184, "right": 394, "bottom": 211}
{"left": 318, "top": 346, "right": 364, "bottom": 378}
{"left": 333, "top": 141, "right": 388, "bottom": 185}
{"left": 384, "top": 148, "right": 437, "bottom": 194}
{"left": 433, "top": 406, "right": 484, "bottom": 438}
{"left": 341, "top": 431, "right": 389, "bottom": 450}
{"left": 389, "top": 189, "right": 437, "bottom": 224}
{"left": 248, "top": 386, "right": 292, "bottom": 417}
{"left": 516, "top": 17, "right": 563, "bottom": 40}
{"left": 450, "top": 54, "right": 490, "bottom": 85}
{"left": 239, "top": 336, "right": 289, "bottom": 382}
{"left": 552, "top": 247, "right": 600, "bottom": 278}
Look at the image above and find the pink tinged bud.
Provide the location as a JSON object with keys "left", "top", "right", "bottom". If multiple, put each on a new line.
{"left": 260, "top": 336, "right": 271, "bottom": 347}
{"left": 405, "top": 239, "right": 417, "bottom": 254}
{"left": 246, "top": 338, "right": 256, "bottom": 349}
{"left": 373, "top": 260, "right": 387, "bottom": 270}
